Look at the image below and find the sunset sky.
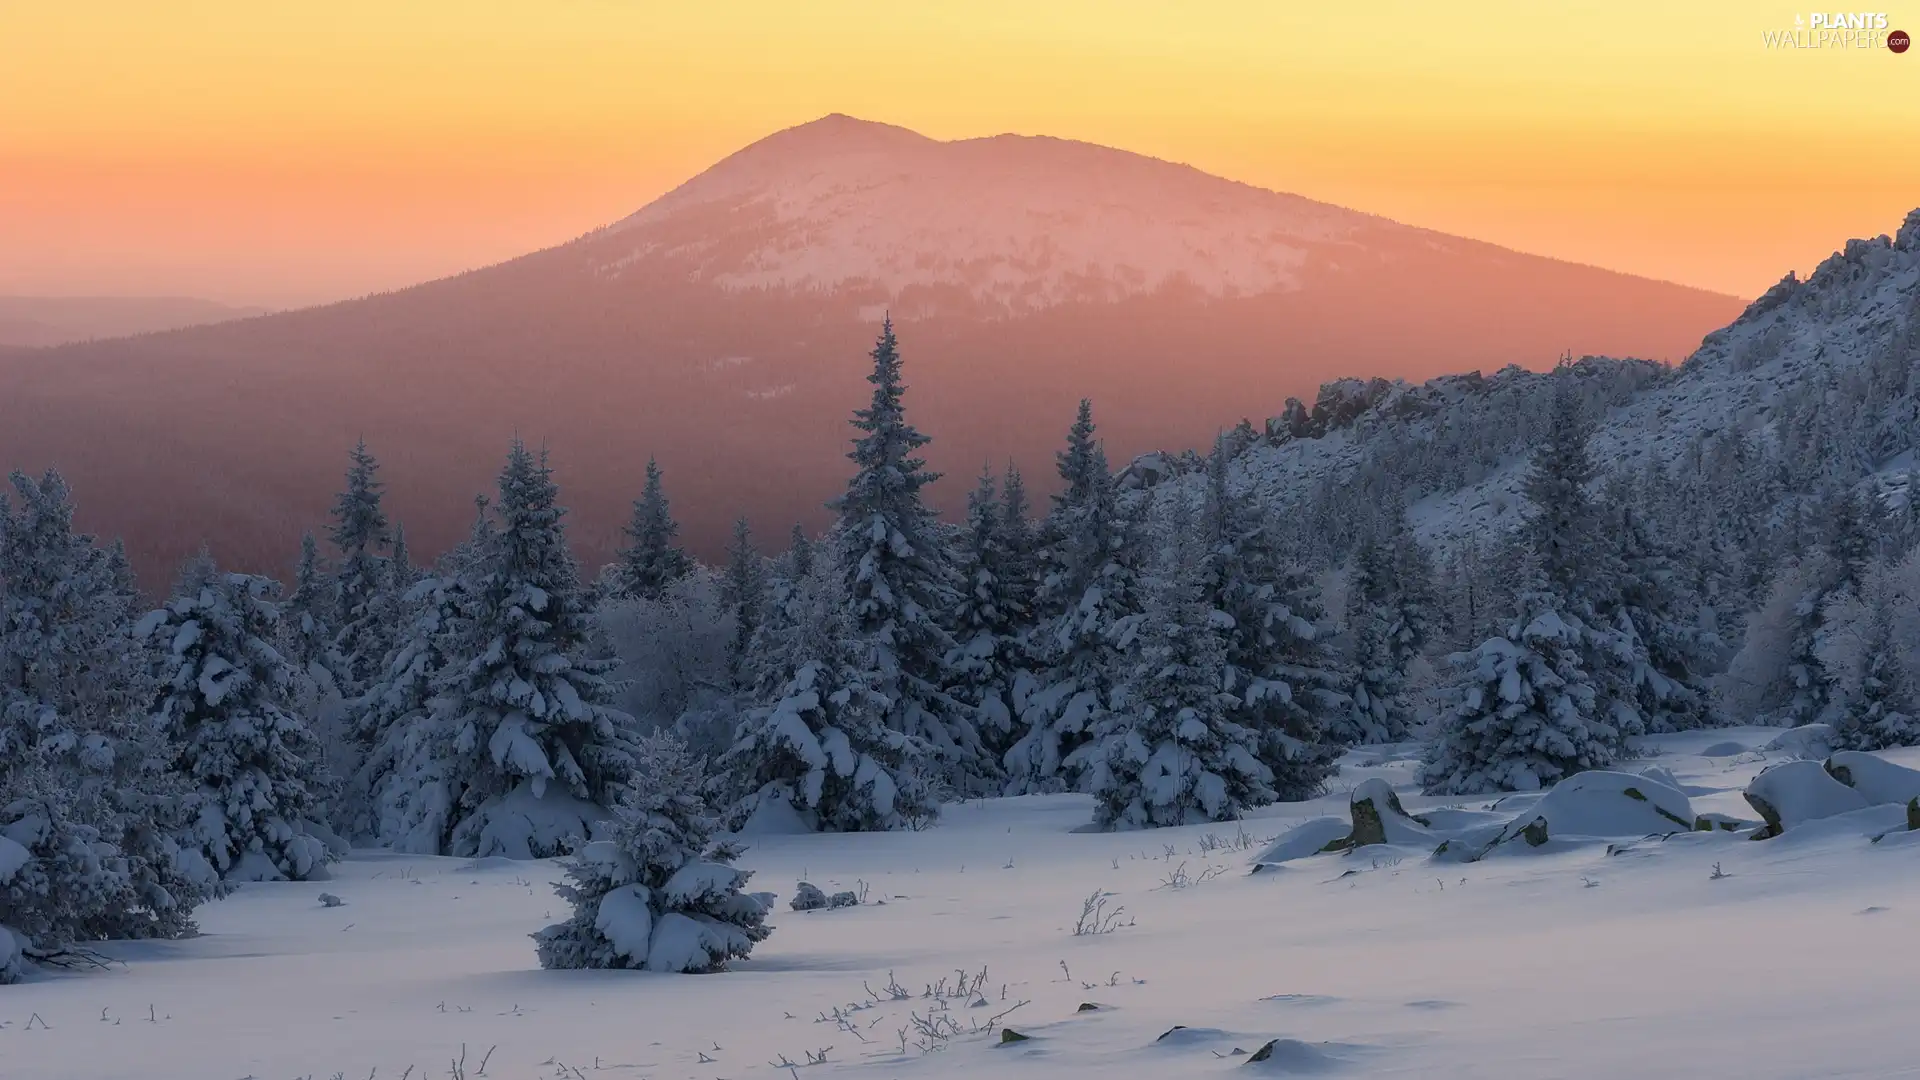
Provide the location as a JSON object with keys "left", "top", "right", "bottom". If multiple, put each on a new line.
{"left": 4, "top": 1, "right": 1917, "bottom": 307}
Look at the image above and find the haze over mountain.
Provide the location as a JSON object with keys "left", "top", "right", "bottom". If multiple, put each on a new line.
{"left": 0, "top": 114, "right": 1744, "bottom": 583}
{"left": 0, "top": 295, "right": 271, "bottom": 348}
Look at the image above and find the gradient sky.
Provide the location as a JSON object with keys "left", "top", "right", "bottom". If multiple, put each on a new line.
{"left": 4, "top": 1, "right": 1917, "bottom": 306}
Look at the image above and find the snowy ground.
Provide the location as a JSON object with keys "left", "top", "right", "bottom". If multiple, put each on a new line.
{"left": 7, "top": 729, "right": 1920, "bottom": 1080}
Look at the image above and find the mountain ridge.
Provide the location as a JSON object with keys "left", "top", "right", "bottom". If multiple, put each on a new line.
{"left": 0, "top": 115, "right": 1745, "bottom": 584}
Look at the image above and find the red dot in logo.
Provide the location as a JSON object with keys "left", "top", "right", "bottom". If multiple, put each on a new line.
{"left": 1892, "top": 29, "right": 1912, "bottom": 52}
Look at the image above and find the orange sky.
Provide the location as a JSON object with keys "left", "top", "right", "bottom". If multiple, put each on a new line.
{"left": 4, "top": 1, "right": 1917, "bottom": 306}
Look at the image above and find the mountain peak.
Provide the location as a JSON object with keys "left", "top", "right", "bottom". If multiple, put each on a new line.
{"left": 749, "top": 113, "right": 936, "bottom": 156}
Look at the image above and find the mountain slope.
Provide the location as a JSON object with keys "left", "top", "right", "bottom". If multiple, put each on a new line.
{"left": 1180, "top": 209, "right": 1920, "bottom": 562}
{"left": 0, "top": 295, "right": 271, "bottom": 347}
{"left": 0, "top": 115, "right": 1743, "bottom": 582}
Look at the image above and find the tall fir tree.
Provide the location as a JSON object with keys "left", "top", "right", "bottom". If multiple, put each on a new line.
{"left": 1603, "top": 488, "right": 1722, "bottom": 733}
{"left": 613, "top": 458, "right": 694, "bottom": 601}
{"left": 720, "top": 517, "right": 764, "bottom": 688}
{"left": 146, "top": 563, "right": 337, "bottom": 880}
{"left": 947, "top": 465, "right": 1031, "bottom": 769}
{"left": 1194, "top": 440, "right": 1340, "bottom": 798}
{"left": 352, "top": 507, "right": 492, "bottom": 850}
{"left": 282, "top": 533, "right": 334, "bottom": 681}
{"left": 1338, "top": 508, "right": 1438, "bottom": 744}
{"left": 1423, "top": 378, "right": 1638, "bottom": 793}
{"left": 328, "top": 440, "right": 394, "bottom": 709}
{"left": 428, "top": 440, "right": 639, "bottom": 858}
{"left": 827, "top": 319, "right": 981, "bottom": 793}
{"left": 1007, "top": 413, "right": 1151, "bottom": 794}
{"left": 0, "top": 472, "right": 219, "bottom": 980}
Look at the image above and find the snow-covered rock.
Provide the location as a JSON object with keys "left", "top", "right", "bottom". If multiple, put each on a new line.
{"left": 1476, "top": 770, "right": 1696, "bottom": 856}
{"left": 1322, "top": 778, "right": 1434, "bottom": 851}
{"left": 1744, "top": 760, "right": 1871, "bottom": 838}
{"left": 1764, "top": 725, "right": 1839, "bottom": 761}
{"left": 1248, "top": 817, "right": 1354, "bottom": 869}
{"left": 1823, "top": 751, "right": 1920, "bottom": 806}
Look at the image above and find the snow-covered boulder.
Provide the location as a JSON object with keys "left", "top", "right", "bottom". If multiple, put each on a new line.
{"left": 1467, "top": 771, "right": 1696, "bottom": 858}
{"left": 1744, "top": 760, "right": 1871, "bottom": 839}
{"left": 1323, "top": 779, "right": 1433, "bottom": 851}
{"left": 1248, "top": 817, "right": 1352, "bottom": 869}
{"left": 1763, "top": 724, "right": 1837, "bottom": 761}
{"left": 1824, "top": 752, "right": 1920, "bottom": 807}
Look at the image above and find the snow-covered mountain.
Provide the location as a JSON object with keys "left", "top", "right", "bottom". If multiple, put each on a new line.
{"left": 0, "top": 115, "right": 1740, "bottom": 582}
{"left": 1177, "top": 209, "right": 1920, "bottom": 559}
{"left": 609, "top": 114, "right": 1382, "bottom": 313}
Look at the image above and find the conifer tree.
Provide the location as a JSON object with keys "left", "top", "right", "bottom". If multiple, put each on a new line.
{"left": 389, "top": 524, "right": 416, "bottom": 593}
{"left": 1605, "top": 493, "right": 1722, "bottom": 733}
{"left": 1831, "top": 588, "right": 1920, "bottom": 751}
{"left": 1195, "top": 441, "right": 1340, "bottom": 797}
{"left": 1418, "top": 583, "right": 1626, "bottom": 795}
{"left": 430, "top": 440, "right": 638, "bottom": 858}
{"left": 146, "top": 563, "right": 336, "bottom": 880}
{"left": 282, "top": 533, "right": 334, "bottom": 680}
{"left": 328, "top": 440, "right": 393, "bottom": 698}
{"left": 353, "top": 509, "right": 491, "bottom": 849}
{"left": 1423, "top": 379, "right": 1639, "bottom": 793}
{"left": 613, "top": 458, "right": 694, "bottom": 601}
{"left": 788, "top": 524, "right": 813, "bottom": 581}
{"left": 534, "top": 732, "right": 773, "bottom": 972}
{"left": 1086, "top": 507, "right": 1273, "bottom": 828}
{"left": 948, "top": 466, "right": 1029, "bottom": 769}
{"left": 722, "top": 561, "right": 938, "bottom": 832}
{"left": 0, "top": 472, "right": 218, "bottom": 979}
{"left": 1338, "top": 509, "right": 1439, "bottom": 743}
{"left": 720, "top": 517, "right": 764, "bottom": 687}
{"left": 1007, "top": 417, "right": 1150, "bottom": 794}
{"left": 829, "top": 319, "right": 981, "bottom": 792}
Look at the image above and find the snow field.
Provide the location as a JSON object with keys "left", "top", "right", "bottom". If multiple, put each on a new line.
{"left": 5, "top": 730, "right": 1920, "bottom": 1079}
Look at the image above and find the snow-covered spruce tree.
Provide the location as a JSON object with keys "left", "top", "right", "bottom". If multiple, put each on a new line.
{"left": 533, "top": 732, "right": 772, "bottom": 972}
{"left": 1832, "top": 590, "right": 1920, "bottom": 751}
{"left": 145, "top": 563, "right": 337, "bottom": 880}
{"left": 1086, "top": 509, "right": 1273, "bottom": 829}
{"left": 723, "top": 560, "right": 938, "bottom": 833}
{"left": 352, "top": 504, "right": 496, "bottom": 848}
{"left": 1602, "top": 489, "right": 1722, "bottom": 733}
{"left": 0, "top": 472, "right": 219, "bottom": 979}
{"left": 1784, "top": 488, "right": 1877, "bottom": 726}
{"left": 720, "top": 517, "right": 764, "bottom": 689}
{"left": 1007, "top": 411, "right": 1150, "bottom": 795}
{"left": 828, "top": 319, "right": 983, "bottom": 794}
{"left": 1339, "top": 531, "right": 1402, "bottom": 745}
{"left": 1417, "top": 584, "right": 1623, "bottom": 796}
{"left": 281, "top": 533, "right": 336, "bottom": 682}
{"left": 608, "top": 458, "right": 695, "bottom": 602}
{"left": 1818, "top": 550, "right": 1920, "bottom": 751}
{"left": 1421, "top": 380, "right": 1638, "bottom": 794}
{"left": 328, "top": 440, "right": 394, "bottom": 704}
{"left": 947, "top": 465, "right": 1033, "bottom": 770}
{"left": 1194, "top": 442, "right": 1340, "bottom": 798}
{"left": 429, "top": 440, "right": 639, "bottom": 858}
{"left": 353, "top": 569, "right": 467, "bottom": 850}
{"left": 282, "top": 531, "right": 358, "bottom": 830}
